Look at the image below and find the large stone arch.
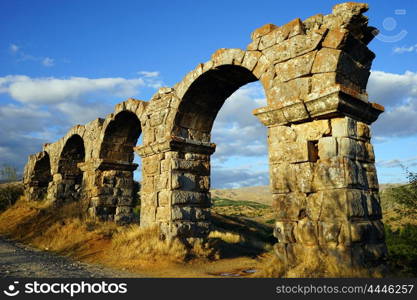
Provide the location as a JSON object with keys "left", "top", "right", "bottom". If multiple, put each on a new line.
{"left": 135, "top": 2, "right": 386, "bottom": 270}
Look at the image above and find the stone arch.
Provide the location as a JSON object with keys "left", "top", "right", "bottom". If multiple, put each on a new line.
{"left": 100, "top": 111, "right": 141, "bottom": 163}
{"left": 172, "top": 64, "right": 259, "bottom": 142}
{"left": 23, "top": 151, "right": 52, "bottom": 201}
{"left": 56, "top": 134, "right": 86, "bottom": 203}
{"left": 91, "top": 108, "right": 142, "bottom": 223}
{"left": 135, "top": 2, "right": 387, "bottom": 271}
{"left": 168, "top": 48, "right": 268, "bottom": 141}
{"left": 136, "top": 51, "right": 270, "bottom": 238}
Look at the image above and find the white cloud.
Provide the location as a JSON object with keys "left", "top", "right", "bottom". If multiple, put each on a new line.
{"left": 212, "top": 82, "right": 267, "bottom": 161}
{"left": 0, "top": 75, "right": 146, "bottom": 104}
{"left": 210, "top": 82, "right": 269, "bottom": 188}
{"left": 9, "top": 44, "right": 19, "bottom": 53}
{"left": 138, "top": 71, "right": 160, "bottom": 78}
{"left": 42, "top": 57, "right": 55, "bottom": 67}
{"left": 393, "top": 44, "right": 417, "bottom": 54}
{"left": 0, "top": 73, "right": 162, "bottom": 172}
{"left": 212, "top": 166, "right": 269, "bottom": 189}
{"left": 367, "top": 70, "right": 417, "bottom": 137}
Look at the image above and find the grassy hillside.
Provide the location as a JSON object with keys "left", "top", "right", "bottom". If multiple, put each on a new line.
{"left": 0, "top": 182, "right": 416, "bottom": 277}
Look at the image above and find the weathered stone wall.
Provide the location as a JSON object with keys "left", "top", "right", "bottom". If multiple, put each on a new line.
{"left": 23, "top": 2, "right": 386, "bottom": 270}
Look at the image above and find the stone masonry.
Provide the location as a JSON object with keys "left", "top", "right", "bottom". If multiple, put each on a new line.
{"left": 23, "top": 3, "right": 386, "bottom": 270}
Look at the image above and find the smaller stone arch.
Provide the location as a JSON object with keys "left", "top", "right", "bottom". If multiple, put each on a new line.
{"left": 23, "top": 151, "right": 52, "bottom": 201}
{"left": 100, "top": 111, "right": 141, "bottom": 163}
{"left": 87, "top": 98, "right": 146, "bottom": 224}
{"left": 55, "top": 134, "right": 86, "bottom": 203}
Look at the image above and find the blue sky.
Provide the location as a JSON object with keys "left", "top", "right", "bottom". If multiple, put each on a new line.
{"left": 0, "top": 0, "right": 416, "bottom": 187}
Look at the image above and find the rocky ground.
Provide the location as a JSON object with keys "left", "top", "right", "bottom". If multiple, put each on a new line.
{"left": 0, "top": 237, "right": 142, "bottom": 278}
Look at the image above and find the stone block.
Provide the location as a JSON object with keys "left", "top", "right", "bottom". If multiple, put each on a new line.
{"left": 268, "top": 125, "right": 297, "bottom": 144}
{"left": 364, "top": 191, "right": 382, "bottom": 218}
{"left": 241, "top": 51, "right": 262, "bottom": 71}
{"left": 350, "top": 221, "right": 373, "bottom": 243}
{"left": 362, "top": 163, "right": 379, "bottom": 189}
{"left": 322, "top": 28, "right": 375, "bottom": 67}
{"left": 318, "top": 137, "right": 337, "bottom": 159}
{"left": 251, "top": 23, "right": 279, "bottom": 40}
{"left": 156, "top": 206, "right": 171, "bottom": 221}
{"left": 312, "top": 157, "right": 346, "bottom": 190}
{"left": 171, "top": 206, "right": 209, "bottom": 221}
{"left": 262, "top": 30, "right": 324, "bottom": 64}
{"left": 268, "top": 140, "right": 310, "bottom": 164}
{"left": 274, "top": 221, "right": 296, "bottom": 243}
{"left": 312, "top": 48, "right": 370, "bottom": 89}
{"left": 318, "top": 221, "right": 341, "bottom": 244}
{"left": 331, "top": 117, "right": 357, "bottom": 138}
{"left": 141, "top": 176, "right": 155, "bottom": 193}
{"left": 259, "top": 29, "right": 278, "bottom": 50}
{"left": 338, "top": 137, "right": 357, "bottom": 159}
{"left": 267, "top": 77, "right": 311, "bottom": 106}
{"left": 356, "top": 121, "right": 371, "bottom": 139}
{"left": 364, "top": 142, "right": 375, "bottom": 162}
{"left": 294, "top": 219, "right": 318, "bottom": 245}
{"left": 363, "top": 243, "right": 388, "bottom": 262}
{"left": 281, "top": 102, "right": 310, "bottom": 123}
{"left": 292, "top": 119, "right": 331, "bottom": 142}
{"left": 275, "top": 51, "right": 317, "bottom": 83}
{"left": 281, "top": 18, "right": 305, "bottom": 38}
{"left": 271, "top": 162, "right": 314, "bottom": 193}
{"left": 171, "top": 190, "right": 210, "bottom": 206}
{"left": 272, "top": 192, "right": 307, "bottom": 221}
{"left": 142, "top": 158, "right": 159, "bottom": 175}
{"left": 158, "top": 190, "right": 171, "bottom": 207}
{"left": 371, "top": 220, "right": 385, "bottom": 241}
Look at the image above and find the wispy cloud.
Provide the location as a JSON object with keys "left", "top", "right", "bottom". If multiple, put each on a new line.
{"left": 138, "top": 71, "right": 160, "bottom": 78}
{"left": 393, "top": 44, "right": 417, "bottom": 54}
{"left": 7, "top": 43, "right": 56, "bottom": 67}
{"left": 9, "top": 44, "right": 19, "bottom": 53}
{"left": 42, "top": 57, "right": 54, "bottom": 67}
{"left": 377, "top": 156, "right": 417, "bottom": 168}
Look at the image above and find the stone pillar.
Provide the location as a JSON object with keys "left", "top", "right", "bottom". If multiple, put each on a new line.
{"left": 46, "top": 172, "right": 84, "bottom": 204}
{"left": 254, "top": 88, "right": 385, "bottom": 270}
{"left": 136, "top": 138, "right": 213, "bottom": 241}
{"left": 81, "top": 160, "right": 138, "bottom": 224}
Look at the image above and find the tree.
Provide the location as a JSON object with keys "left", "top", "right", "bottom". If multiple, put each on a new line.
{"left": 0, "top": 165, "right": 18, "bottom": 182}
{"left": 387, "top": 170, "right": 417, "bottom": 218}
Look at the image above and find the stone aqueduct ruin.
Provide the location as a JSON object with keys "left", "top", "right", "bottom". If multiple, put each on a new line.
{"left": 24, "top": 3, "right": 387, "bottom": 269}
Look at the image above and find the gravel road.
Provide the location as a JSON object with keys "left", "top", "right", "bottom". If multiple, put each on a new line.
{"left": 0, "top": 237, "right": 142, "bottom": 278}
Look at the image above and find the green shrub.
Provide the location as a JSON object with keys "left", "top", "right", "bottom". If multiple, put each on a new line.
{"left": 0, "top": 184, "right": 23, "bottom": 212}
{"left": 385, "top": 224, "right": 417, "bottom": 276}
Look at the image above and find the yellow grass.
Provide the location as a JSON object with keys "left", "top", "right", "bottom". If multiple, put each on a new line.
{"left": 0, "top": 196, "right": 385, "bottom": 277}
{"left": 0, "top": 197, "right": 260, "bottom": 277}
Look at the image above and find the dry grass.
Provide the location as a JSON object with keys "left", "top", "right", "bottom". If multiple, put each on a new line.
{"left": 0, "top": 197, "right": 252, "bottom": 277}
{"left": 208, "top": 230, "right": 241, "bottom": 244}
{"left": 0, "top": 195, "right": 388, "bottom": 278}
{"left": 254, "top": 248, "right": 383, "bottom": 278}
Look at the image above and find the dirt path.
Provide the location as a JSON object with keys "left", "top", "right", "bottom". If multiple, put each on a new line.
{"left": 0, "top": 237, "right": 143, "bottom": 278}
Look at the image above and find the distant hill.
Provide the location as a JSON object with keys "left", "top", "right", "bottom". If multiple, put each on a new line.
{"left": 211, "top": 185, "right": 272, "bottom": 206}
{"left": 211, "top": 183, "right": 404, "bottom": 206}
